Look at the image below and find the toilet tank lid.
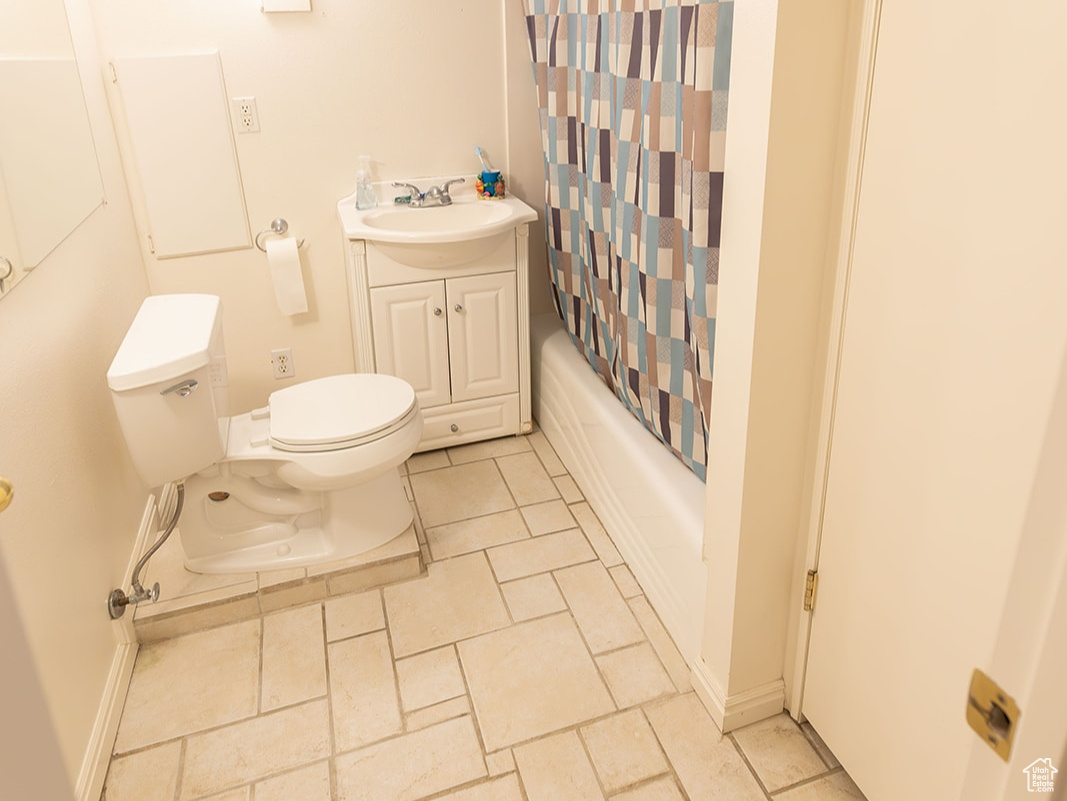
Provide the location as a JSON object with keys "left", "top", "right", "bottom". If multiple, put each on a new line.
{"left": 107, "top": 294, "right": 222, "bottom": 392}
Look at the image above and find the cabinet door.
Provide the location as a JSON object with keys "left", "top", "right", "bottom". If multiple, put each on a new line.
{"left": 369, "top": 281, "right": 450, "bottom": 409}
{"left": 446, "top": 272, "right": 518, "bottom": 403}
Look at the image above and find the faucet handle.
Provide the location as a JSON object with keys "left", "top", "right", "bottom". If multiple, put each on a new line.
{"left": 392, "top": 182, "right": 424, "bottom": 202}
{"left": 431, "top": 178, "right": 465, "bottom": 206}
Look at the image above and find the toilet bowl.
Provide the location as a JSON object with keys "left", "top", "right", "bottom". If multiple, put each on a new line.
{"left": 107, "top": 294, "right": 422, "bottom": 574}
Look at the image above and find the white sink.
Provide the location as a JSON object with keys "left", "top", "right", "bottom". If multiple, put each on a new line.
{"left": 338, "top": 180, "right": 538, "bottom": 268}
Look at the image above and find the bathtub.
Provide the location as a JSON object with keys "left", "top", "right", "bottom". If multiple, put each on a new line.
{"left": 531, "top": 314, "right": 707, "bottom": 662}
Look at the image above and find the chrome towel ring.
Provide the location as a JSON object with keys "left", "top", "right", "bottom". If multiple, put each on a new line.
{"left": 255, "top": 218, "right": 306, "bottom": 252}
{"left": 0, "top": 255, "right": 13, "bottom": 292}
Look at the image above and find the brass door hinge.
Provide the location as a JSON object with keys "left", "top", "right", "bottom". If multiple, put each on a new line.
{"left": 803, "top": 569, "right": 818, "bottom": 612}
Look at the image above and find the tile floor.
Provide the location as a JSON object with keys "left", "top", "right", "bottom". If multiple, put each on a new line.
{"left": 101, "top": 430, "right": 867, "bottom": 801}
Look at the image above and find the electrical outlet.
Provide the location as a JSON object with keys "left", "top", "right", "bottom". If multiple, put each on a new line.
{"left": 232, "top": 96, "right": 260, "bottom": 133}
{"left": 271, "top": 347, "right": 294, "bottom": 379}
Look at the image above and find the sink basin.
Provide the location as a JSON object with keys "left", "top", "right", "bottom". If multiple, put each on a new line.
{"left": 338, "top": 179, "right": 538, "bottom": 268}
{"left": 360, "top": 202, "right": 514, "bottom": 236}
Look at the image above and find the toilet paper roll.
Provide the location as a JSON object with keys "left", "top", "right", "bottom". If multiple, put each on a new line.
{"left": 265, "top": 237, "right": 308, "bottom": 315}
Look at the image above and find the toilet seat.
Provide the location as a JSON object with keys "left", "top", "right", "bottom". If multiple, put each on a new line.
{"left": 268, "top": 374, "right": 417, "bottom": 453}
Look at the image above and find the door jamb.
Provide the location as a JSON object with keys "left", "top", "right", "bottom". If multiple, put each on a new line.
{"left": 786, "top": 0, "right": 884, "bottom": 720}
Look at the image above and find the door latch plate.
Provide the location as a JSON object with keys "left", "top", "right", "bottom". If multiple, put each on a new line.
{"left": 966, "top": 668, "right": 1019, "bottom": 761}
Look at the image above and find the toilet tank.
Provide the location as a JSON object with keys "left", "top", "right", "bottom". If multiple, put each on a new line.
{"left": 107, "top": 294, "right": 230, "bottom": 488}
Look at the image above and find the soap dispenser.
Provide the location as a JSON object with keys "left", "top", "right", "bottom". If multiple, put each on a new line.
{"left": 355, "top": 155, "right": 377, "bottom": 210}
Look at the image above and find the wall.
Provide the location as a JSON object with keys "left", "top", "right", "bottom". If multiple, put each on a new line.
{"left": 89, "top": 0, "right": 554, "bottom": 413}
{"left": 0, "top": 0, "right": 149, "bottom": 788}
{"left": 697, "top": 0, "right": 856, "bottom": 728}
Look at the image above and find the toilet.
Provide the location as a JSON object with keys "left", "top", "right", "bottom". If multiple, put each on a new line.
{"left": 107, "top": 293, "right": 422, "bottom": 574}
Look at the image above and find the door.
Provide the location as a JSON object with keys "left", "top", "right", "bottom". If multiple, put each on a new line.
{"left": 801, "top": 1, "right": 1067, "bottom": 799}
{"left": 370, "top": 281, "right": 451, "bottom": 409}
{"left": 446, "top": 272, "right": 518, "bottom": 403}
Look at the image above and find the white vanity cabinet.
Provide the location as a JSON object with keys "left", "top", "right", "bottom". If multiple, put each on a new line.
{"left": 345, "top": 225, "right": 532, "bottom": 452}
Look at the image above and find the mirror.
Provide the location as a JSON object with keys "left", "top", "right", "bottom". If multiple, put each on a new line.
{"left": 0, "top": 0, "right": 104, "bottom": 297}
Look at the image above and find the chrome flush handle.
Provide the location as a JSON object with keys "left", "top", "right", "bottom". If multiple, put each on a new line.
{"left": 160, "top": 379, "right": 199, "bottom": 397}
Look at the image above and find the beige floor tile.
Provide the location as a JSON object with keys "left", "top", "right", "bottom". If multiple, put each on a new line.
{"left": 115, "top": 620, "right": 260, "bottom": 752}
{"left": 485, "top": 749, "right": 516, "bottom": 776}
{"left": 328, "top": 630, "right": 402, "bottom": 752}
{"left": 554, "top": 475, "right": 583, "bottom": 503}
{"left": 486, "top": 529, "right": 596, "bottom": 582}
{"left": 610, "top": 777, "right": 686, "bottom": 801}
{"left": 102, "top": 741, "right": 181, "bottom": 801}
{"left": 405, "top": 696, "right": 471, "bottom": 732}
{"left": 334, "top": 715, "right": 487, "bottom": 801}
{"left": 458, "top": 613, "right": 615, "bottom": 751}
{"left": 628, "top": 596, "right": 692, "bottom": 692}
{"left": 384, "top": 551, "right": 510, "bottom": 657}
{"left": 513, "top": 730, "right": 605, "bottom": 801}
{"left": 434, "top": 774, "right": 524, "bottom": 801}
{"left": 802, "top": 721, "right": 841, "bottom": 769}
{"left": 581, "top": 709, "right": 669, "bottom": 793}
{"left": 496, "top": 452, "right": 560, "bottom": 505}
{"left": 500, "top": 574, "right": 567, "bottom": 622}
{"left": 406, "top": 450, "right": 451, "bottom": 473}
{"left": 519, "top": 499, "right": 575, "bottom": 535}
{"left": 258, "top": 566, "right": 307, "bottom": 590}
{"left": 261, "top": 604, "right": 326, "bottom": 712}
{"left": 199, "top": 790, "right": 249, "bottom": 801}
{"left": 133, "top": 596, "right": 261, "bottom": 644}
{"left": 447, "top": 436, "right": 532, "bottom": 464}
{"left": 645, "top": 694, "right": 764, "bottom": 801}
{"left": 179, "top": 699, "right": 331, "bottom": 800}
{"left": 595, "top": 642, "right": 677, "bottom": 708}
{"left": 528, "top": 430, "right": 567, "bottom": 476}
{"left": 326, "top": 554, "right": 422, "bottom": 597}
{"left": 325, "top": 589, "right": 385, "bottom": 642}
{"left": 568, "top": 502, "right": 622, "bottom": 566}
{"left": 425, "top": 509, "right": 530, "bottom": 560}
{"left": 258, "top": 577, "right": 327, "bottom": 613}
{"left": 307, "top": 525, "right": 419, "bottom": 577}
{"left": 609, "top": 564, "right": 643, "bottom": 598}
{"left": 255, "top": 761, "right": 331, "bottom": 801}
{"left": 554, "top": 561, "right": 644, "bottom": 653}
{"left": 732, "top": 713, "right": 829, "bottom": 792}
{"left": 409, "top": 461, "right": 515, "bottom": 527}
{"left": 775, "top": 770, "right": 868, "bottom": 800}
{"left": 396, "top": 646, "right": 465, "bottom": 711}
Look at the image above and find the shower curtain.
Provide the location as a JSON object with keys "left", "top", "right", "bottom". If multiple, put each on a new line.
{"left": 523, "top": 0, "right": 731, "bottom": 480}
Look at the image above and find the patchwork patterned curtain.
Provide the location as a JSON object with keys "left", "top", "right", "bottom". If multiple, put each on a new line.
{"left": 523, "top": 0, "right": 731, "bottom": 480}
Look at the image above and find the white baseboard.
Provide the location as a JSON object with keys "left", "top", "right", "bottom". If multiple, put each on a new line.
{"left": 75, "top": 493, "right": 157, "bottom": 800}
{"left": 74, "top": 641, "right": 137, "bottom": 801}
{"left": 691, "top": 659, "right": 786, "bottom": 733}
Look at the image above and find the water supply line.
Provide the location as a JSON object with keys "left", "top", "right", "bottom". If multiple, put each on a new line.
{"left": 107, "top": 480, "right": 185, "bottom": 620}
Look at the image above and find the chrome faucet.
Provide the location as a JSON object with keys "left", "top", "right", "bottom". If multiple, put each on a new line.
{"left": 392, "top": 178, "right": 465, "bottom": 208}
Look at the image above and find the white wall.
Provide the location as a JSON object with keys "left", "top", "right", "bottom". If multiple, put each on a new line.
{"left": 0, "top": 0, "right": 149, "bottom": 787}
{"left": 89, "top": 0, "right": 554, "bottom": 412}
{"left": 699, "top": 0, "right": 856, "bottom": 727}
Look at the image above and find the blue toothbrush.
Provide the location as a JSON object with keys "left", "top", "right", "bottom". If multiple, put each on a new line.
{"left": 475, "top": 146, "right": 494, "bottom": 172}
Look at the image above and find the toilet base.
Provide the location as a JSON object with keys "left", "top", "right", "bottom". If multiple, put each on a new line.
{"left": 178, "top": 468, "right": 413, "bottom": 574}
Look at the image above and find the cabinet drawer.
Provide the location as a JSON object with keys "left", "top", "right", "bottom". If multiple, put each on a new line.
{"left": 416, "top": 394, "right": 520, "bottom": 452}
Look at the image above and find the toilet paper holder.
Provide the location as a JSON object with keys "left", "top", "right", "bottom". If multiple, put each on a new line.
{"left": 255, "top": 218, "right": 306, "bottom": 252}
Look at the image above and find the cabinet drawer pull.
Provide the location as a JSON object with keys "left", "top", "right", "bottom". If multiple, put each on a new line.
{"left": 433, "top": 307, "right": 442, "bottom": 316}
{"left": 454, "top": 304, "right": 464, "bottom": 313}
{"left": 450, "top": 423, "right": 459, "bottom": 433}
